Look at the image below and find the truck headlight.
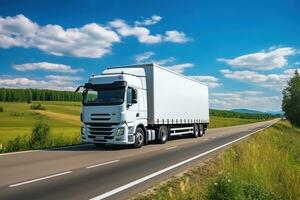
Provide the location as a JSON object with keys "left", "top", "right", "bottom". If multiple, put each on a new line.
{"left": 116, "top": 127, "right": 125, "bottom": 136}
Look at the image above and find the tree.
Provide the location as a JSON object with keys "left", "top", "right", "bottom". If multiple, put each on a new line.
{"left": 282, "top": 70, "right": 300, "bottom": 127}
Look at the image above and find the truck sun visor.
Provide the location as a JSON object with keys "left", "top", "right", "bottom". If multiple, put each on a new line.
{"left": 84, "top": 81, "right": 127, "bottom": 90}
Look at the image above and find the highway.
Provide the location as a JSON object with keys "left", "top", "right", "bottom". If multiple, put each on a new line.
{"left": 0, "top": 119, "right": 278, "bottom": 200}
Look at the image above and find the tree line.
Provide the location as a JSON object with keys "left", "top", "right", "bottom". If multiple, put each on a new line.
{"left": 0, "top": 88, "right": 82, "bottom": 102}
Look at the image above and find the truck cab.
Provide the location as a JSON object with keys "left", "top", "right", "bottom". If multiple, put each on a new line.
{"left": 81, "top": 68, "right": 148, "bottom": 147}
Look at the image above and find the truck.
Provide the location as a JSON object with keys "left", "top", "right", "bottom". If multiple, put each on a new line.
{"left": 76, "top": 63, "right": 209, "bottom": 148}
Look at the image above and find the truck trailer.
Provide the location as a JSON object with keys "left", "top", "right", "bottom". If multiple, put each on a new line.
{"left": 77, "top": 63, "right": 209, "bottom": 148}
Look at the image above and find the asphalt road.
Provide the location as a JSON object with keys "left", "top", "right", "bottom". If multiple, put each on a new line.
{"left": 0, "top": 119, "right": 278, "bottom": 200}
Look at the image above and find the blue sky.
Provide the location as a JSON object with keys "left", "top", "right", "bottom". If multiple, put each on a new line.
{"left": 0, "top": 0, "right": 300, "bottom": 111}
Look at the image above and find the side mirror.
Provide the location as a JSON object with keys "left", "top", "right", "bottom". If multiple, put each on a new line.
{"left": 132, "top": 89, "right": 137, "bottom": 104}
{"left": 75, "top": 85, "right": 84, "bottom": 93}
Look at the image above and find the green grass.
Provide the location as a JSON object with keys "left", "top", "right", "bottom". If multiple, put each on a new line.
{"left": 134, "top": 120, "right": 300, "bottom": 200}
{"left": 0, "top": 101, "right": 80, "bottom": 146}
{"left": 209, "top": 116, "right": 263, "bottom": 128}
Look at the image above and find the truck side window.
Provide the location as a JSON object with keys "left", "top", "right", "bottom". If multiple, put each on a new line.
{"left": 127, "top": 87, "right": 133, "bottom": 105}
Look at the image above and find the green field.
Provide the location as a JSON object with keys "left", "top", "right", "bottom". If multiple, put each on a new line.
{"left": 0, "top": 101, "right": 267, "bottom": 151}
{"left": 209, "top": 116, "right": 263, "bottom": 128}
{"left": 134, "top": 120, "right": 300, "bottom": 200}
{"left": 0, "top": 101, "right": 81, "bottom": 146}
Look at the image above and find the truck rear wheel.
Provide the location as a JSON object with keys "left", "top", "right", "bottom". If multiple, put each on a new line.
{"left": 192, "top": 124, "right": 199, "bottom": 138}
{"left": 157, "top": 125, "right": 168, "bottom": 144}
{"left": 134, "top": 127, "right": 145, "bottom": 148}
{"left": 199, "top": 124, "right": 204, "bottom": 137}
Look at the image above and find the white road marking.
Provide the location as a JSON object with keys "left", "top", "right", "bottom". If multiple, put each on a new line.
{"left": 0, "top": 144, "right": 93, "bottom": 156}
{"left": 90, "top": 123, "right": 273, "bottom": 200}
{"left": 9, "top": 171, "right": 72, "bottom": 188}
{"left": 165, "top": 146, "right": 178, "bottom": 150}
{"left": 86, "top": 160, "right": 120, "bottom": 169}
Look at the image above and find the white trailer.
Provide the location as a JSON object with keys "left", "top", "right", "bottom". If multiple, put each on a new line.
{"left": 77, "top": 63, "right": 209, "bottom": 148}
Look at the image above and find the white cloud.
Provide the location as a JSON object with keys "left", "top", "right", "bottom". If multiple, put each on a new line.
{"left": 109, "top": 19, "right": 162, "bottom": 44}
{"left": 135, "top": 15, "right": 162, "bottom": 26}
{"left": 189, "top": 75, "right": 221, "bottom": 88}
{"left": 0, "top": 14, "right": 38, "bottom": 48}
{"left": 210, "top": 91, "right": 281, "bottom": 111}
{"left": 13, "top": 62, "right": 83, "bottom": 73}
{"left": 154, "top": 57, "right": 176, "bottom": 65}
{"left": 0, "top": 75, "right": 82, "bottom": 91}
{"left": 220, "top": 68, "right": 300, "bottom": 90}
{"left": 1, "top": 14, "right": 190, "bottom": 57}
{"left": 217, "top": 47, "right": 296, "bottom": 70}
{"left": 135, "top": 51, "right": 155, "bottom": 63}
{"left": 110, "top": 19, "right": 190, "bottom": 44}
{"left": 164, "top": 31, "right": 190, "bottom": 43}
{"left": 166, "top": 63, "right": 194, "bottom": 73}
{"left": 0, "top": 15, "right": 120, "bottom": 58}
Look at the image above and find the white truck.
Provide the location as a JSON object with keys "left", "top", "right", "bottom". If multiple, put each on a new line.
{"left": 76, "top": 63, "right": 209, "bottom": 148}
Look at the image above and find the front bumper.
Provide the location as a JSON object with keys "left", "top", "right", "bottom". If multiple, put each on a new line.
{"left": 81, "top": 123, "right": 135, "bottom": 145}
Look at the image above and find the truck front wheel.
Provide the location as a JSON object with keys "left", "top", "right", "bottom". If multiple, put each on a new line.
{"left": 134, "top": 127, "right": 145, "bottom": 148}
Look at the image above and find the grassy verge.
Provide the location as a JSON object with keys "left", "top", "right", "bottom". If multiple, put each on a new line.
{"left": 134, "top": 120, "right": 300, "bottom": 200}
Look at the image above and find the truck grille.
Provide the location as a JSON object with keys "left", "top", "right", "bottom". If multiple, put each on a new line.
{"left": 85, "top": 122, "right": 119, "bottom": 136}
{"left": 90, "top": 113, "right": 111, "bottom": 121}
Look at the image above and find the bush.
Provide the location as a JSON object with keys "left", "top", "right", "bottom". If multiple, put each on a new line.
{"left": 30, "top": 121, "right": 50, "bottom": 147}
{"left": 207, "top": 175, "right": 279, "bottom": 200}
{"left": 30, "top": 103, "right": 46, "bottom": 110}
{"left": 0, "top": 106, "right": 3, "bottom": 112}
{"left": 4, "top": 136, "right": 29, "bottom": 152}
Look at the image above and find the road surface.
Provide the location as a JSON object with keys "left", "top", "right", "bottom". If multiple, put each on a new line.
{"left": 0, "top": 119, "right": 278, "bottom": 200}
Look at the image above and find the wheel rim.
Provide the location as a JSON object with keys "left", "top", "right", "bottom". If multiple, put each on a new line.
{"left": 136, "top": 131, "right": 144, "bottom": 146}
{"left": 194, "top": 125, "right": 199, "bottom": 136}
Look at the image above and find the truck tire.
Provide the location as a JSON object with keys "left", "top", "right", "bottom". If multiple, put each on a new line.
{"left": 192, "top": 124, "right": 199, "bottom": 138}
{"left": 199, "top": 124, "right": 204, "bottom": 137}
{"left": 157, "top": 125, "right": 168, "bottom": 144}
{"left": 134, "top": 127, "right": 145, "bottom": 148}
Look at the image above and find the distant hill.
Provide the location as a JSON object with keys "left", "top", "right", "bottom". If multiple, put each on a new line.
{"left": 231, "top": 109, "right": 265, "bottom": 114}
{"left": 231, "top": 109, "right": 283, "bottom": 116}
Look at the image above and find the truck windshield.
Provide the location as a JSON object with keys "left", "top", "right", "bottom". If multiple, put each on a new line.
{"left": 83, "top": 88, "right": 125, "bottom": 106}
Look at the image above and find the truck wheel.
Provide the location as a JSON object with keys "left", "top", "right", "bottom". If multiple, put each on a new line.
{"left": 134, "top": 127, "right": 145, "bottom": 148}
{"left": 192, "top": 124, "right": 199, "bottom": 138}
{"left": 157, "top": 126, "right": 168, "bottom": 144}
{"left": 199, "top": 124, "right": 204, "bottom": 137}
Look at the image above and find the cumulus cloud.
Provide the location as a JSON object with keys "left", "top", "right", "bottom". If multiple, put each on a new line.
{"left": 110, "top": 19, "right": 190, "bottom": 44}
{"left": 189, "top": 75, "right": 221, "bottom": 88}
{"left": 0, "top": 14, "right": 38, "bottom": 48}
{"left": 164, "top": 31, "right": 190, "bottom": 43}
{"left": 135, "top": 51, "right": 155, "bottom": 63}
{"left": 135, "top": 15, "right": 162, "bottom": 26}
{"left": 109, "top": 19, "right": 162, "bottom": 44}
{"left": 1, "top": 14, "right": 190, "bottom": 57}
{"left": 167, "top": 63, "right": 194, "bottom": 73}
{"left": 220, "top": 68, "right": 300, "bottom": 90}
{"left": 217, "top": 47, "right": 297, "bottom": 70}
{"left": 0, "top": 14, "right": 120, "bottom": 58}
{"left": 210, "top": 91, "right": 281, "bottom": 111}
{"left": 0, "top": 75, "right": 82, "bottom": 91}
{"left": 13, "top": 62, "right": 83, "bottom": 73}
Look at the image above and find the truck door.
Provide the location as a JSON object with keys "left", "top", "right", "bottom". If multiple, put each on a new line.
{"left": 126, "top": 87, "right": 139, "bottom": 123}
